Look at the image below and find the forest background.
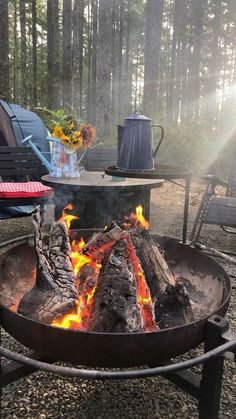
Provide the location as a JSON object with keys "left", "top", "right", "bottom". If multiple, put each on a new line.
{"left": 0, "top": 0, "right": 235, "bottom": 175}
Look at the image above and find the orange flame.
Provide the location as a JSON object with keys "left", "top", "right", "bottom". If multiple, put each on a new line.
{"left": 52, "top": 235, "right": 100, "bottom": 330}
{"left": 59, "top": 203, "right": 78, "bottom": 230}
{"left": 124, "top": 205, "right": 149, "bottom": 230}
{"left": 125, "top": 235, "right": 157, "bottom": 332}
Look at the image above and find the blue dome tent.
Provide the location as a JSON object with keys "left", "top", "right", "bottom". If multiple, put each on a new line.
{"left": 0, "top": 100, "right": 50, "bottom": 218}
{"left": 0, "top": 99, "right": 50, "bottom": 157}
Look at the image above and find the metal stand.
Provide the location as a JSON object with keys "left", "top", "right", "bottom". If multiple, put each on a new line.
{"left": 1, "top": 315, "right": 235, "bottom": 419}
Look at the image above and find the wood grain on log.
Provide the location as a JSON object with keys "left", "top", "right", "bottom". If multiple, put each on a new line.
{"left": 18, "top": 213, "right": 77, "bottom": 323}
{"left": 88, "top": 239, "right": 143, "bottom": 333}
{"left": 130, "top": 228, "right": 194, "bottom": 327}
{"left": 80, "top": 222, "right": 125, "bottom": 262}
{"left": 130, "top": 228, "right": 175, "bottom": 296}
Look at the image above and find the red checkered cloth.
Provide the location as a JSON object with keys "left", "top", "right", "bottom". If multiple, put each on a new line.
{"left": 0, "top": 182, "right": 53, "bottom": 198}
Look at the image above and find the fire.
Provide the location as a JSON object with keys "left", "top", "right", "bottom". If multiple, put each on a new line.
{"left": 51, "top": 203, "right": 155, "bottom": 331}
{"left": 52, "top": 233, "right": 100, "bottom": 330}
{"left": 125, "top": 235, "right": 157, "bottom": 332}
{"left": 52, "top": 282, "right": 97, "bottom": 330}
{"left": 133, "top": 205, "right": 149, "bottom": 229}
{"left": 52, "top": 296, "right": 83, "bottom": 329}
{"left": 59, "top": 203, "right": 78, "bottom": 230}
{"left": 124, "top": 204, "right": 149, "bottom": 230}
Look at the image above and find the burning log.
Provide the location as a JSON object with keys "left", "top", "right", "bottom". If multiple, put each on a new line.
{"left": 80, "top": 222, "right": 125, "bottom": 262}
{"left": 18, "top": 213, "right": 77, "bottom": 323}
{"left": 88, "top": 239, "right": 143, "bottom": 333}
{"left": 130, "top": 228, "right": 194, "bottom": 327}
{"left": 130, "top": 228, "right": 175, "bottom": 295}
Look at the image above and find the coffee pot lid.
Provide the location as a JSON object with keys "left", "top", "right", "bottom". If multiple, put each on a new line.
{"left": 125, "top": 110, "right": 151, "bottom": 121}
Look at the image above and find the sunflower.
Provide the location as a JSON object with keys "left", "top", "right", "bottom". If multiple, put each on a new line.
{"left": 51, "top": 117, "right": 95, "bottom": 150}
{"left": 60, "top": 135, "right": 71, "bottom": 147}
{"left": 71, "top": 131, "right": 83, "bottom": 148}
{"left": 80, "top": 124, "right": 95, "bottom": 147}
{"left": 52, "top": 125, "right": 64, "bottom": 139}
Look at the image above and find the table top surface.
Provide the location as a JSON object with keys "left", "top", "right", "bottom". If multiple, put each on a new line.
{"left": 42, "top": 172, "right": 164, "bottom": 189}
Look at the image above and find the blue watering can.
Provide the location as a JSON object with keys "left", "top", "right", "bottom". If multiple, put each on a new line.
{"left": 21, "top": 135, "right": 60, "bottom": 173}
{"left": 22, "top": 136, "right": 86, "bottom": 178}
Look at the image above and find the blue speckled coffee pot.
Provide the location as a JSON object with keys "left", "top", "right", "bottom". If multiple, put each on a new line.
{"left": 117, "top": 111, "right": 164, "bottom": 171}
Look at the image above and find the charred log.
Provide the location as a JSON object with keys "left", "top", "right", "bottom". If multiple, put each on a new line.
{"left": 155, "top": 282, "right": 194, "bottom": 328}
{"left": 80, "top": 222, "right": 125, "bottom": 262}
{"left": 18, "top": 213, "right": 77, "bottom": 323}
{"left": 88, "top": 239, "right": 143, "bottom": 333}
{"left": 130, "top": 228, "right": 194, "bottom": 327}
{"left": 130, "top": 228, "right": 175, "bottom": 296}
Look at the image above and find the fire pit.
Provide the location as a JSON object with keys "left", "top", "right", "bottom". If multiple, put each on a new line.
{"left": 0, "top": 229, "right": 232, "bottom": 367}
{"left": 1, "top": 230, "right": 236, "bottom": 419}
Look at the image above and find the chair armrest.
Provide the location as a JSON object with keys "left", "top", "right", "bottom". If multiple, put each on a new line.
{"left": 203, "top": 175, "right": 227, "bottom": 188}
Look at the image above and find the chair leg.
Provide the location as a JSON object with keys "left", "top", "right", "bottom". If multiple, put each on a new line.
{"left": 190, "top": 189, "right": 212, "bottom": 245}
{"left": 39, "top": 203, "right": 45, "bottom": 222}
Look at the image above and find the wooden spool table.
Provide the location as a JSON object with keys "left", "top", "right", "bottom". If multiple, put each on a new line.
{"left": 42, "top": 172, "right": 163, "bottom": 229}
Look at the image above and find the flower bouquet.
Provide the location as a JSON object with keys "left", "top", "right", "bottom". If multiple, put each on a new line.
{"left": 50, "top": 113, "right": 95, "bottom": 178}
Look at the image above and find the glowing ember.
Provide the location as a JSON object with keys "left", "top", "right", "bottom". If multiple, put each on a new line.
{"left": 125, "top": 235, "right": 157, "bottom": 332}
{"left": 59, "top": 203, "right": 78, "bottom": 230}
{"left": 52, "top": 296, "right": 83, "bottom": 329}
{"left": 9, "top": 296, "right": 21, "bottom": 312}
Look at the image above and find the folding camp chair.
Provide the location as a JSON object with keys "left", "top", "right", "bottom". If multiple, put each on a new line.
{"left": 190, "top": 135, "right": 236, "bottom": 262}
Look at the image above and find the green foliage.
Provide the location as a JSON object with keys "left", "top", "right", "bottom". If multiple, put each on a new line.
{"left": 33, "top": 107, "right": 80, "bottom": 133}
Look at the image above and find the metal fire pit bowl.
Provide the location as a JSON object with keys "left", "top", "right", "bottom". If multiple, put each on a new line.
{"left": 0, "top": 231, "right": 231, "bottom": 368}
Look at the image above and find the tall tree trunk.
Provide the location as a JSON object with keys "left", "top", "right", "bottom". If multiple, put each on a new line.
{"left": 123, "top": 0, "right": 133, "bottom": 116}
{"left": 187, "top": 0, "right": 204, "bottom": 121}
{"left": 166, "top": 0, "right": 183, "bottom": 122}
{"left": 32, "top": 0, "right": 37, "bottom": 106}
{"left": 173, "top": 0, "right": 186, "bottom": 123}
{"left": 19, "top": 0, "right": 27, "bottom": 104}
{"left": 143, "top": 0, "right": 163, "bottom": 118}
{"left": 0, "top": 0, "right": 9, "bottom": 99}
{"left": 89, "top": 0, "right": 98, "bottom": 125}
{"left": 111, "top": 0, "right": 118, "bottom": 119}
{"left": 63, "top": 0, "right": 72, "bottom": 107}
{"left": 179, "top": 0, "right": 189, "bottom": 123}
{"left": 87, "top": 0, "right": 92, "bottom": 120}
{"left": 96, "top": 0, "right": 112, "bottom": 136}
{"left": 47, "top": 0, "right": 60, "bottom": 109}
{"left": 117, "top": 0, "right": 124, "bottom": 119}
{"left": 72, "top": 0, "right": 84, "bottom": 116}
{"left": 206, "top": 0, "right": 221, "bottom": 123}
{"left": 13, "top": 0, "right": 19, "bottom": 102}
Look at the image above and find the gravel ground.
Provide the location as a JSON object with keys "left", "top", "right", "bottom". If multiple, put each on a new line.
{"left": 1, "top": 180, "right": 235, "bottom": 419}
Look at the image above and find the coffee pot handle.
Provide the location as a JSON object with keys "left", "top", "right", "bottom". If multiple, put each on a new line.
{"left": 152, "top": 124, "right": 164, "bottom": 158}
